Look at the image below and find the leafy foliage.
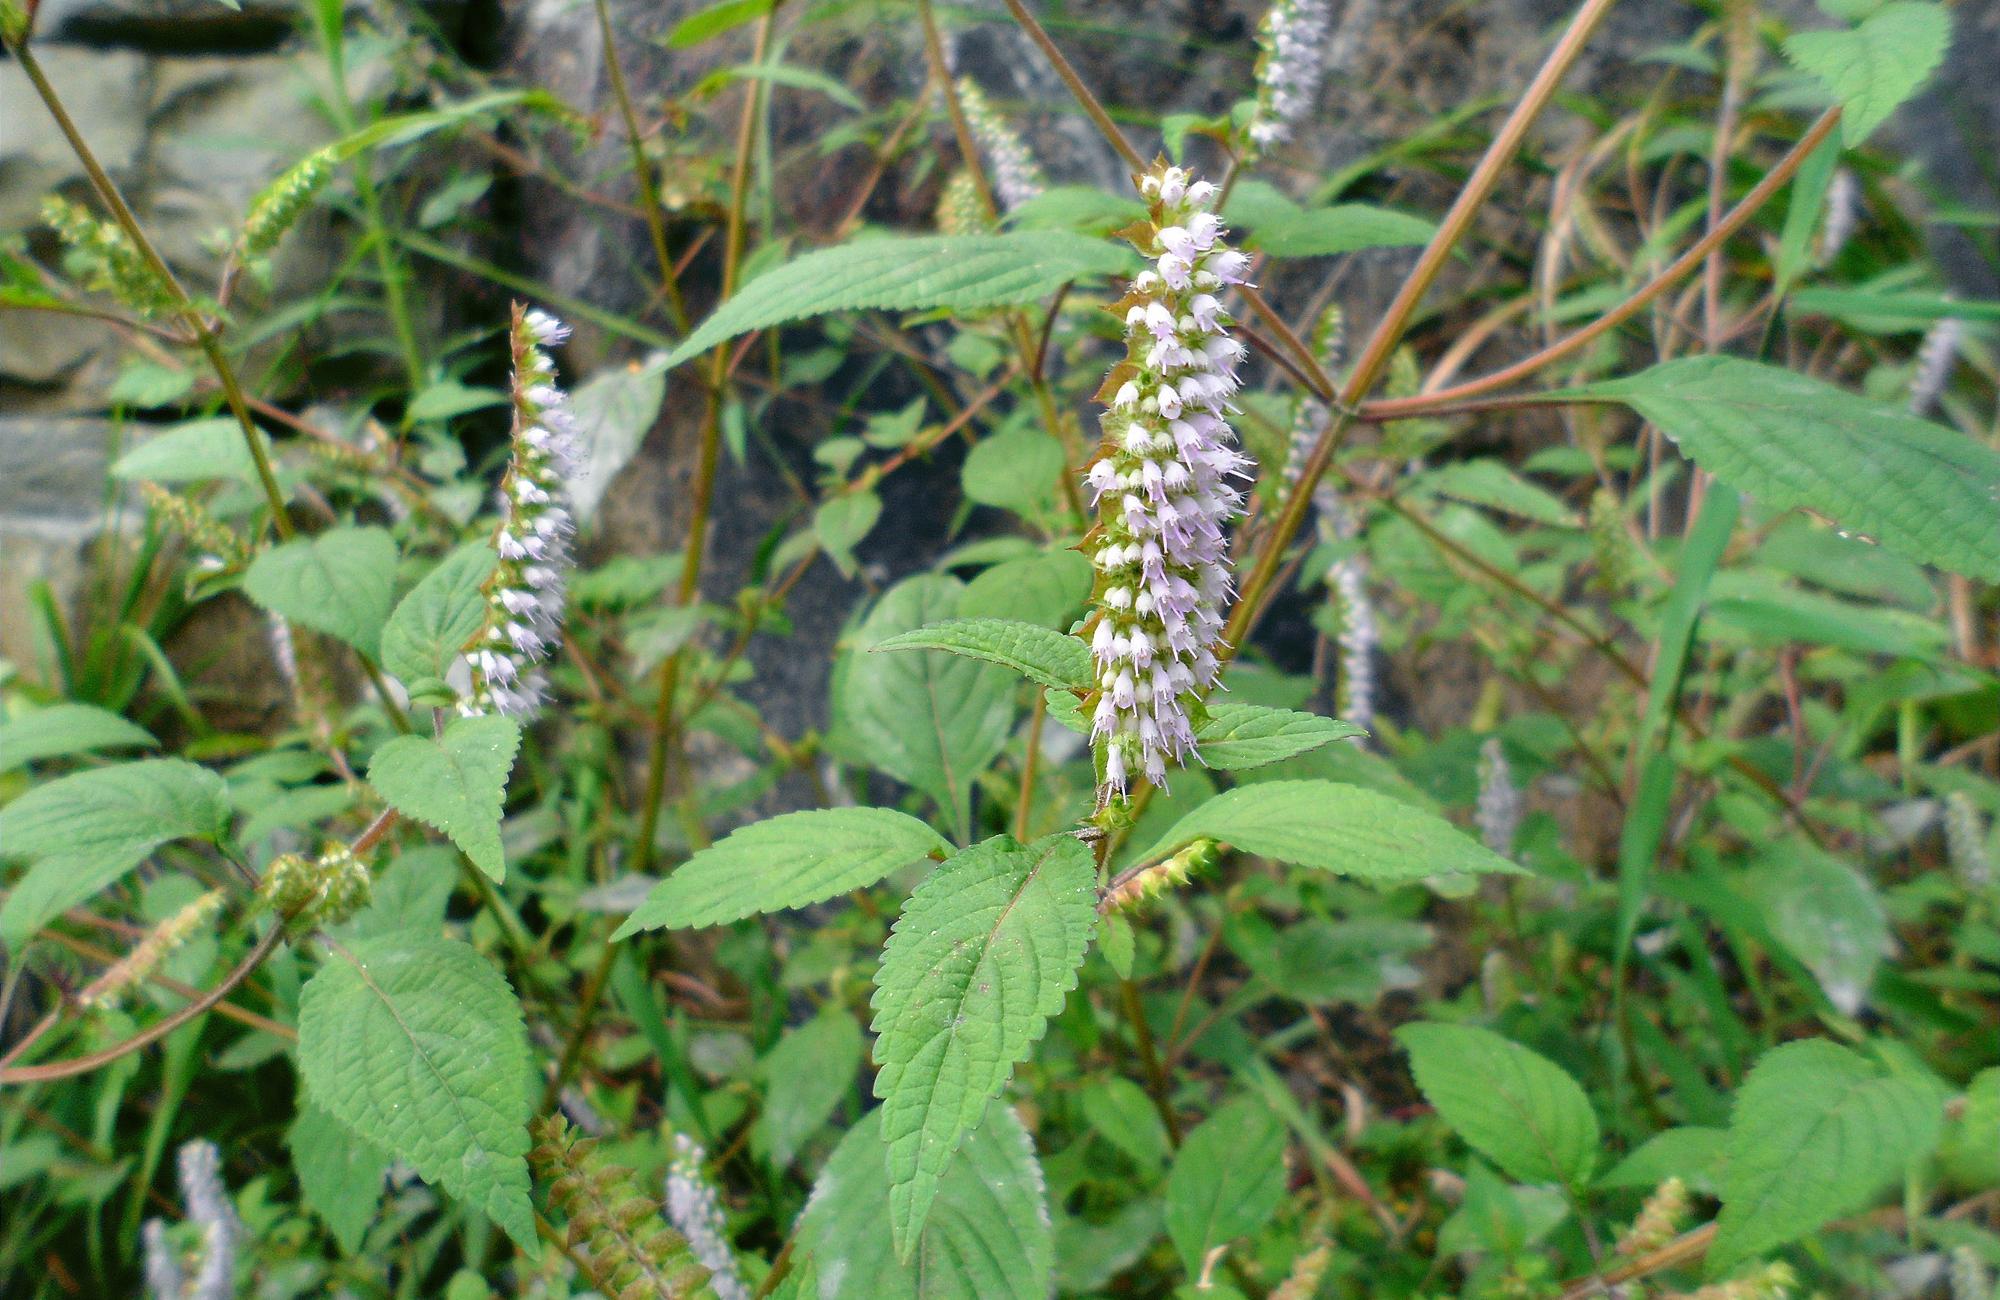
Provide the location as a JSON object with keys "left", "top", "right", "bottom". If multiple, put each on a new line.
{"left": 244, "top": 526, "right": 401, "bottom": 658}
{"left": 366, "top": 714, "right": 521, "bottom": 881}
{"left": 1397, "top": 1023, "right": 1601, "bottom": 1189}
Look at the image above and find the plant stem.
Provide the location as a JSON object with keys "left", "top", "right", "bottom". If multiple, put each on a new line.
{"left": 539, "top": 930, "right": 620, "bottom": 1113}
{"left": 593, "top": 0, "right": 691, "bottom": 335}
{"left": 1119, "top": 979, "right": 1182, "bottom": 1146}
{"left": 999, "top": 0, "right": 1144, "bottom": 173}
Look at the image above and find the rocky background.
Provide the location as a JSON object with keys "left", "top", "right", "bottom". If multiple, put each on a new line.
{"left": 4, "top": 0, "right": 1995, "bottom": 744}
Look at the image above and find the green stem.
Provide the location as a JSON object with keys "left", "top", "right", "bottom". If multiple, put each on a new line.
{"left": 593, "top": 0, "right": 691, "bottom": 335}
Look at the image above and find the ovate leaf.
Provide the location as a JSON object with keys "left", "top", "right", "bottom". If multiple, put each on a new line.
{"left": 1194, "top": 704, "right": 1365, "bottom": 770}
{"left": 366, "top": 715, "right": 521, "bottom": 881}
{"left": 795, "top": 1106, "right": 1053, "bottom": 1300}
{"left": 245, "top": 526, "right": 400, "bottom": 658}
{"left": 1711, "top": 1039, "right": 1946, "bottom": 1272}
{"left": 958, "top": 551, "right": 1092, "bottom": 629}
{"left": 567, "top": 358, "right": 666, "bottom": 524}
{"left": 873, "top": 618, "right": 1092, "bottom": 691}
{"left": 1566, "top": 357, "right": 2000, "bottom": 580}
{"left": 112, "top": 418, "right": 276, "bottom": 486}
{"left": 1248, "top": 203, "right": 1436, "bottom": 258}
{"left": 665, "top": 232, "right": 1131, "bottom": 367}
{"left": 870, "top": 833, "right": 1097, "bottom": 1254}
{"left": 961, "top": 428, "right": 1066, "bottom": 513}
{"left": 289, "top": 1102, "right": 389, "bottom": 1254}
{"left": 1743, "top": 849, "right": 1890, "bottom": 1016}
{"left": 816, "top": 491, "right": 882, "bottom": 578}
{"left": 0, "top": 759, "right": 229, "bottom": 948}
{"left": 756, "top": 1007, "right": 864, "bottom": 1169}
{"left": 1397, "top": 1022, "right": 1600, "bottom": 1188}
{"left": 379, "top": 543, "right": 497, "bottom": 685}
{"left": 1782, "top": 2, "right": 1951, "bottom": 141}
{"left": 297, "top": 935, "right": 536, "bottom": 1250}
{"left": 1139, "top": 780, "right": 1522, "bottom": 880}
{"left": 1163, "top": 1098, "right": 1289, "bottom": 1276}
{"left": 613, "top": 806, "right": 948, "bottom": 936}
{"left": 0, "top": 703, "right": 156, "bottom": 772}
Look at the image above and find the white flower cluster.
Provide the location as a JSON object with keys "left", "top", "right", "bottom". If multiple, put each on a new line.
{"left": 1909, "top": 315, "right": 1963, "bottom": 417}
{"left": 665, "top": 1134, "right": 749, "bottom": 1300}
{"left": 1248, "top": 0, "right": 1336, "bottom": 150}
{"left": 1944, "top": 791, "right": 1992, "bottom": 888}
{"left": 1818, "top": 166, "right": 1858, "bottom": 265}
{"left": 957, "top": 77, "right": 1046, "bottom": 212}
{"left": 1086, "top": 165, "right": 1252, "bottom": 795}
{"left": 143, "top": 1141, "right": 239, "bottom": 1300}
{"left": 464, "top": 307, "right": 582, "bottom": 719}
{"left": 1476, "top": 736, "right": 1522, "bottom": 857}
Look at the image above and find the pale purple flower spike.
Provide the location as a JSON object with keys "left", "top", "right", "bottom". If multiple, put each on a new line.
{"left": 1087, "top": 166, "right": 1251, "bottom": 796}
{"left": 1248, "top": 0, "right": 1337, "bottom": 150}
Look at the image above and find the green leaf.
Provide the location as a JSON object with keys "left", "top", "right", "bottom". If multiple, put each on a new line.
{"left": 0, "top": 703, "right": 156, "bottom": 772}
{"left": 567, "top": 359, "right": 667, "bottom": 524}
{"left": 795, "top": 1105, "right": 1053, "bottom": 1300}
{"left": 112, "top": 418, "right": 277, "bottom": 486}
{"left": 816, "top": 491, "right": 882, "bottom": 578}
{"left": 1775, "top": 120, "right": 1845, "bottom": 293}
{"left": 1194, "top": 704, "right": 1365, "bottom": 770}
{"left": 108, "top": 362, "right": 195, "bottom": 408}
{"left": 1598, "top": 1126, "right": 1728, "bottom": 1196}
{"left": 1396, "top": 1022, "right": 1600, "bottom": 1188}
{"left": 289, "top": 1102, "right": 389, "bottom": 1254}
{"left": 961, "top": 428, "right": 1066, "bottom": 513}
{"left": 1781, "top": 2, "right": 1951, "bottom": 141}
{"left": 664, "top": 232, "right": 1131, "bottom": 367}
{"left": 1419, "top": 458, "right": 1580, "bottom": 526}
{"left": 297, "top": 935, "right": 537, "bottom": 1251}
{"left": 613, "top": 806, "right": 948, "bottom": 937}
{"left": 665, "top": 0, "right": 774, "bottom": 47}
{"left": 1564, "top": 356, "right": 2000, "bottom": 580}
{"left": 379, "top": 543, "right": 497, "bottom": 686}
{"left": 756, "top": 1007, "right": 864, "bottom": 1169}
{"left": 366, "top": 715, "right": 521, "bottom": 881}
{"left": 832, "top": 576, "right": 1018, "bottom": 842}
{"left": 1742, "top": 849, "right": 1889, "bottom": 1014}
{"left": 1139, "top": 780, "right": 1522, "bottom": 881}
{"left": 405, "top": 379, "right": 510, "bottom": 422}
{"left": 873, "top": 618, "right": 1092, "bottom": 691}
{"left": 1163, "top": 1097, "right": 1289, "bottom": 1276}
{"left": 1247, "top": 203, "right": 1437, "bottom": 258}
{"left": 957, "top": 551, "right": 1092, "bottom": 629}
{"left": 870, "top": 832, "right": 1097, "bottom": 1254}
{"left": 1711, "top": 1039, "right": 1946, "bottom": 1272}
{"left": 1079, "top": 1078, "right": 1170, "bottom": 1174}
{"left": 245, "top": 526, "right": 400, "bottom": 659}
{"left": 0, "top": 759, "right": 228, "bottom": 949}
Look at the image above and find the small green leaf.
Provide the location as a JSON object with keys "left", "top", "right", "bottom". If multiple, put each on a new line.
{"left": 816, "top": 491, "right": 882, "bottom": 578}
{"left": 1193, "top": 704, "right": 1364, "bottom": 770}
{"left": 1742, "top": 849, "right": 1889, "bottom": 1015}
{"left": 871, "top": 833, "right": 1097, "bottom": 1255}
{"left": 1419, "top": 458, "right": 1580, "bottom": 526}
{"left": 873, "top": 618, "right": 1092, "bottom": 691}
{"left": 1782, "top": 2, "right": 1951, "bottom": 141}
{"left": 613, "top": 806, "right": 948, "bottom": 937}
{"left": 0, "top": 759, "right": 228, "bottom": 948}
{"left": 1711, "top": 1039, "right": 1946, "bottom": 1272}
{"left": 958, "top": 551, "right": 1092, "bottom": 629}
{"left": 665, "top": 0, "right": 774, "bottom": 47}
{"left": 665, "top": 232, "right": 1132, "bottom": 368}
{"left": 1599, "top": 1126, "right": 1728, "bottom": 1196}
{"left": 0, "top": 703, "right": 156, "bottom": 773}
{"left": 1163, "top": 1098, "right": 1289, "bottom": 1276}
{"left": 108, "top": 362, "right": 195, "bottom": 408}
{"left": 406, "top": 379, "right": 510, "bottom": 422}
{"left": 1397, "top": 1023, "right": 1601, "bottom": 1188}
{"left": 961, "top": 428, "right": 1065, "bottom": 513}
{"left": 567, "top": 359, "right": 667, "bottom": 524}
{"left": 795, "top": 1105, "right": 1054, "bottom": 1300}
{"left": 298, "top": 935, "right": 537, "bottom": 1251}
{"left": 1079, "top": 1078, "right": 1170, "bottom": 1174}
{"left": 1563, "top": 356, "right": 2000, "bottom": 580}
{"left": 1247, "top": 203, "right": 1437, "bottom": 258}
{"left": 289, "top": 1102, "right": 389, "bottom": 1254}
{"left": 756, "top": 1007, "right": 864, "bottom": 1169}
{"left": 245, "top": 526, "right": 400, "bottom": 658}
{"left": 1139, "top": 780, "right": 1522, "bottom": 880}
{"left": 380, "top": 543, "right": 497, "bottom": 685}
{"left": 366, "top": 715, "right": 521, "bottom": 881}
{"left": 112, "top": 417, "right": 277, "bottom": 486}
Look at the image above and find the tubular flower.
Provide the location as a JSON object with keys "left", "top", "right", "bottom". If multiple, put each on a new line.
{"left": 956, "top": 77, "right": 1047, "bottom": 212}
{"left": 1247, "top": 0, "right": 1337, "bottom": 150}
{"left": 665, "top": 1135, "right": 750, "bottom": 1300}
{"left": 464, "top": 306, "right": 583, "bottom": 719}
{"left": 1818, "top": 166, "right": 1859, "bottom": 265}
{"left": 1475, "top": 736, "right": 1522, "bottom": 858}
{"left": 1909, "top": 315, "right": 1963, "bottom": 417}
{"left": 1085, "top": 165, "right": 1252, "bottom": 796}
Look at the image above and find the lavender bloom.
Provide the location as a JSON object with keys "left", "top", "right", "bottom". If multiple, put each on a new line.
{"left": 1909, "top": 315, "right": 1963, "bottom": 417}
{"left": 1476, "top": 737, "right": 1521, "bottom": 857}
{"left": 1330, "top": 559, "right": 1375, "bottom": 733}
{"left": 957, "top": 77, "right": 1046, "bottom": 212}
{"left": 142, "top": 1219, "right": 184, "bottom": 1299}
{"left": 1086, "top": 165, "right": 1252, "bottom": 795}
{"left": 1818, "top": 166, "right": 1858, "bottom": 265}
{"left": 463, "top": 306, "right": 583, "bottom": 720}
{"left": 665, "top": 1135, "right": 749, "bottom": 1300}
{"left": 142, "top": 1140, "right": 237, "bottom": 1300}
{"left": 1248, "top": 0, "right": 1337, "bottom": 150}
{"left": 1945, "top": 792, "right": 1993, "bottom": 888}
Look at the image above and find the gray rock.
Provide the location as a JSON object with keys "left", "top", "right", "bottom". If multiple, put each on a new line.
{"left": 0, "top": 49, "right": 149, "bottom": 230}
{"left": 29, "top": 0, "right": 296, "bottom": 52}
{"left": 0, "top": 417, "right": 120, "bottom": 667}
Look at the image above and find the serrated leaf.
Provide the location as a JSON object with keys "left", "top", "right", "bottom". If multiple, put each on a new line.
{"left": 245, "top": 526, "right": 400, "bottom": 658}
{"left": 366, "top": 715, "right": 520, "bottom": 881}
{"left": 0, "top": 703, "right": 156, "bottom": 772}
{"left": 870, "top": 833, "right": 1097, "bottom": 1255}
{"left": 1397, "top": 1022, "right": 1600, "bottom": 1188}
{"left": 1163, "top": 1097, "right": 1289, "bottom": 1276}
{"left": 958, "top": 551, "right": 1093, "bottom": 629}
{"left": 0, "top": 759, "right": 229, "bottom": 948}
{"left": 757, "top": 1007, "right": 864, "bottom": 1169}
{"left": 1247, "top": 203, "right": 1437, "bottom": 258}
{"left": 112, "top": 417, "right": 278, "bottom": 486}
{"left": 289, "top": 1102, "right": 389, "bottom": 1254}
{"left": 380, "top": 543, "right": 497, "bottom": 685}
{"left": 1193, "top": 704, "right": 1364, "bottom": 770}
{"left": 1565, "top": 356, "right": 2000, "bottom": 580}
{"left": 832, "top": 576, "right": 1017, "bottom": 842}
{"left": 665, "top": 232, "right": 1131, "bottom": 367}
{"left": 873, "top": 618, "right": 1092, "bottom": 691}
{"left": 1711, "top": 1039, "right": 1946, "bottom": 1272}
{"left": 298, "top": 935, "right": 536, "bottom": 1251}
{"left": 795, "top": 1105, "right": 1053, "bottom": 1300}
{"left": 1598, "top": 1126, "right": 1728, "bottom": 1196}
{"left": 613, "top": 806, "right": 948, "bottom": 937}
{"left": 1139, "top": 780, "right": 1522, "bottom": 880}
{"left": 1781, "top": 2, "right": 1951, "bottom": 141}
